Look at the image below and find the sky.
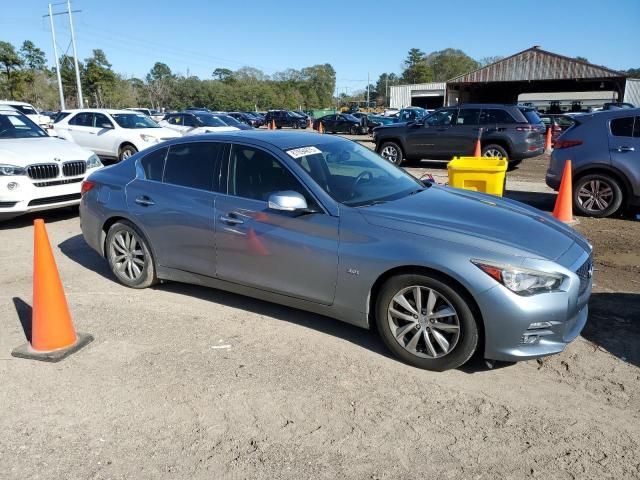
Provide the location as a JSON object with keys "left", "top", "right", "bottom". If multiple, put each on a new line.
{"left": 2, "top": 0, "right": 639, "bottom": 93}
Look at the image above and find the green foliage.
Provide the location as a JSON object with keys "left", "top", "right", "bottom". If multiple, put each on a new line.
{"left": 575, "top": 56, "right": 589, "bottom": 63}
{"left": 626, "top": 68, "right": 640, "bottom": 78}
{"left": 424, "top": 48, "right": 480, "bottom": 81}
{"left": 401, "top": 48, "right": 433, "bottom": 84}
{"left": 0, "top": 41, "right": 23, "bottom": 97}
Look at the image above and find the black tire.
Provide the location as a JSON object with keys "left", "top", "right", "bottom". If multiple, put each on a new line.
{"left": 105, "top": 220, "right": 157, "bottom": 289}
{"left": 118, "top": 144, "right": 138, "bottom": 161}
{"left": 378, "top": 141, "right": 405, "bottom": 166}
{"left": 573, "top": 173, "right": 624, "bottom": 218}
{"left": 349, "top": 125, "right": 359, "bottom": 135}
{"left": 376, "top": 274, "right": 479, "bottom": 371}
{"left": 293, "top": 123, "right": 299, "bottom": 129}
{"left": 276, "top": 125, "right": 282, "bottom": 129}
{"left": 482, "top": 144, "right": 508, "bottom": 160}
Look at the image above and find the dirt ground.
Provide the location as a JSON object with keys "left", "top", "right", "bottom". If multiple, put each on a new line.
{"left": 1, "top": 147, "right": 639, "bottom": 479}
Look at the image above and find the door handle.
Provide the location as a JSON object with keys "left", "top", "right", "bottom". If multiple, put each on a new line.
{"left": 220, "top": 215, "right": 244, "bottom": 225}
{"left": 612, "top": 146, "right": 635, "bottom": 152}
{"left": 135, "top": 196, "right": 155, "bottom": 206}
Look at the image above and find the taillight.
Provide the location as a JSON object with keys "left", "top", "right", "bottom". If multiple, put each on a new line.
{"left": 554, "top": 139, "right": 583, "bottom": 149}
{"left": 80, "top": 180, "right": 96, "bottom": 195}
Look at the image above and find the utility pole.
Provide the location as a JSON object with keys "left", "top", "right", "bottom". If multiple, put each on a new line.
{"left": 386, "top": 76, "right": 389, "bottom": 107}
{"left": 67, "top": 0, "right": 83, "bottom": 107}
{"left": 47, "top": 3, "right": 65, "bottom": 110}
{"left": 366, "top": 72, "right": 370, "bottom": 108}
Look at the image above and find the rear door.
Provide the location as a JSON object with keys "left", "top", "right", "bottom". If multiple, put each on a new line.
{"left": 126, "top": 142, "right": 224, "bottom": 277}
{"left": 215, "top": 143, "right": 339, "bottom": 304}
{"left": 609, "top": 115, "right": 640, "bottom": 196}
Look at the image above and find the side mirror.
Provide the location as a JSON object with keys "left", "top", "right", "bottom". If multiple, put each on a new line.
{"left": 100, "top": 123, "right": 114, "bottom": 129}
{"left": 267, "top": 191, "right": 308, "bottom": 212}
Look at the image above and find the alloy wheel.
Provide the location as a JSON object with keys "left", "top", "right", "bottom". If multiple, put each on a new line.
{"left": 483, "top": 148, "right": 503, "bottom": 158}
{"left": 121, "top": 149, "right": 134, "bottom": 160}
{"left": 577, "top": 179, "right": 613, "bottom": 212}
{"left": 381, "top": 145, "right": 399, "bottom": 163}
{"left": 109, "top": 230, "right": 146, "bottom": 281}
{"left": 387, "top": 286, "right": 460, "bottom": 359}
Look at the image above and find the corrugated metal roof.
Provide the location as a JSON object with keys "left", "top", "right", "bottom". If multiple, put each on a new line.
{"left": 624, "top": 78, "right": 640, "bottom": 106}
{"left": 448, "top": 47, "right": 627, "bottom": 84}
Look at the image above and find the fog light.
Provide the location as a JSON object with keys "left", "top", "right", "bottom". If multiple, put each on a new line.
{"left": 7, "top": 182, "right": 19, "bottom": 191}
{"left": 528, "top": 321, "right": 553, "bottom": 330}
{"left": 521, "top": 335, "right": 539, "bottom": 345}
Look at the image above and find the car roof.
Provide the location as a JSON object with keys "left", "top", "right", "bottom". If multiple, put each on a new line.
{"left": 167, "top": 130, "right": 346, "bottom": 151}
{"left": 0, "top": 100, "right": 32, "bottom": 106}
{"left": 571, "top": 107, "right": 640, "bottom": 121}
{"left": 60, "top": 108, "right": 137, "bottom": 114}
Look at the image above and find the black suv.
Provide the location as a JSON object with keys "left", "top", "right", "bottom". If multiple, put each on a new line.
{"left": 373, "top": 104, "right": 545, "bottom": 166}
{"left": 264, "top": 110, "right": 308, "bottom": 129}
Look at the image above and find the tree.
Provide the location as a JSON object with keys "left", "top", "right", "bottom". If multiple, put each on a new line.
{"left": 375, "top": 73, "right": 400, "bottom": 106}
{"left": 146, "top": 62, "right": 174, "bottom": 109}
{"left": 58, "top": 54, "right": 84, "bottom": 108}
{"left": 20, "top": 40, "right": 46, "bottom": 70}
{"left": 0, "top": 41, "right": 23, "bottom": 98}
{"left": 84, "top": 49, "right": 116, "bottom": 107}
{"left": 479, "top": 56, "right": 504, "bottom": 66}
{"left": 401, "top": 48, "right": 433, "bottom": 84}
{"left": 424, "top": 48, "right": 480, "bottom": 81}
{"left": 575, "top": 56, "right": 589, "bottom": 63}
{"left": 212, "top": 67, "right": 233, "bottom": 82}
{"left": 626, "top": 68, "right": 640, "bottom": 78}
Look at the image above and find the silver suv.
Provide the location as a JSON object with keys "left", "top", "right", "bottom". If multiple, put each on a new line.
{"left": 546, "top": 109, "right": 640, "bottom": 217}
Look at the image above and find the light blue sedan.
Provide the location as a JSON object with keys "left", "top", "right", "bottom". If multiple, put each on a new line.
{"left": 80, "top": 131, "right": 592, "bottom": 371}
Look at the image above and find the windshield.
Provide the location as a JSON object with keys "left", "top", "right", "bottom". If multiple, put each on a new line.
{"left": 10, "top": 104, "right": 38, "bottom": 116}
{"left": 112, "top": 113, "right": 159, "bottom": 128}
{"left": 217, "top": 115, "right": 241, "bottom": 126}
{"left": 343, "top": 114, "right": 359, "bottom": 122}
{"left": 195, "top": 114, "right": 228, "bottom": 127}
{"left": 0, "top": 113, "right": 47, "bottom": 138}
{"left": 519, "top": 108, "right": 543, "bottom": 124}
{"left": 285, "top": 141, "right": 423, "bottom": 207}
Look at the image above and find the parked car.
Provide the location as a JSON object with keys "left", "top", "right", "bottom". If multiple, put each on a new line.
{"left": 53, "top": 109, "right": 179, "bottom": 161}
{"left": 602, "top": 102, "right": 635, "bottom": 110}
{"left": 80, "top": 131, "right": 592, "bottom": 371}
{"left": 264, "top": 110, "right": 308, "bottom": 129}
{"left": 0, "top": 106, "right": 103, "bottom": 220}
{"left": 216, "top": 114, "right": 254, "bottom": 130}
{"left": 125, "top": 107, "right": 164, "bottom": 122}
{"left": 350, "top": 112, "right": 381, "bottom": 133}
{"left": 313, "top": 113, "right": 365, "bottom": 134}
{"left": 373, "top": 104, "right": 546, "bottom": 166}
{"left": 293, "top": 110, "right": 311, "bottom": 123}
{"left": 159, "top": 112, "right": 239, "bottom": 136}
{"left": 0, "top": 100, "right": 52, "bottom": 131}
{"left": 395, "top": 107, "right": 429, "bottom": 123}
{"left": 538, "top": 114, "right": 575, "bottom": 145}
{"left": 546, "top": 108, "right": 640, "bottom": 218}
{"left": 228, "top": 112, "right": 263, "bottom": 128}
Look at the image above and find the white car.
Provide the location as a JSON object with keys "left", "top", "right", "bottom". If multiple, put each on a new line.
{"left": 0, "top": 100, "right": 52, "bottom": 131}
{"left": 158, "top": 111, "right": 239, "bottom": 136}
{"left": 53, "top": 109, "right": 179, "bottom": 161}
{"left": 125, "top": 107, "right": 165, "bottom": 123}
{"left": 0, "top": 107, "right": 103, "bottom": 220}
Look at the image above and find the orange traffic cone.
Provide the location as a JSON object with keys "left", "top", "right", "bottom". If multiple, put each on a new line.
{"left": 473, "top": 127, "right": 482, "bottom": 157}
{"left": 308, "top": 118, "right": 312, "bottom": 130}
{"left": 12, "top": 219, "right": 93, "bottom": 362}
{"left": 552, "top": 160, "right": 577, "bottom": 224}
{"left": 271, "top": 119, "right": 276, "bottom": 130}
{"left": 319, "top": 122, "right": 324, "bottom": 134}
{"left": 544, "top": 127, "right": 553, "bottom": 153}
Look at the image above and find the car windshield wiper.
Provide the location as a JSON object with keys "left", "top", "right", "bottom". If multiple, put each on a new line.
{"left": 355, "top": 200, "right": 389, "bottom": 207}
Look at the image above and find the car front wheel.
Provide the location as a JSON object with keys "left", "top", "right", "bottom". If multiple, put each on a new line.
{"left": 119, "top": 144, "right": 138, "bottom": 161}
{"left": 378, "top": 141, "right": 405, "bottom": 166}
{"left": 106, "top": 221, "right": 157, "bottom": 288}
{"left": 574, "top": 173, "right": 623, "bottom": 218}
{"left": 376, "top": 274, "right": 479, "bottom": 371}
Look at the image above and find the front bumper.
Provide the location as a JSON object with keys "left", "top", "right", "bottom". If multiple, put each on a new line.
{"left": 477, "top": 252, "right": 592, "bottom": 362}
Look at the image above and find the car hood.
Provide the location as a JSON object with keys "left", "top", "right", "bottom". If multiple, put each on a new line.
{"left": 136, "top": 127, "right": 179, "bottom": 139}
{"left": 360, "top": 186, "right": 587, "bottom": 261}
{"left": 0, "top": 137, "right": 93, "bottom": 166}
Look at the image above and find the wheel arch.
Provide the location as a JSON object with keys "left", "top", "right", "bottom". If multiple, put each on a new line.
{"left": 572, "top": 165, "right": 633, "bottom": 204}
{"left": 100, "top": 215, "right": 158, "bottom": 266}
{"left": 376, "top": 138, "right": 406, "bottom": 155}
{"left": 481, "top": 138, "right": 511, "bottom": 158}
{"left": 367, "top": 265, "right": 485, "bottom": 349}
{"left": 118, "top": 141, "right": 138, "bottom": 156}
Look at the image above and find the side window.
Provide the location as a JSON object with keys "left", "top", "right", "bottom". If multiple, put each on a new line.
{"left": 166, "top": 115, "right": 178, "bottom": 125}
{"left": 425, "top": 109, "right": 456, "bottom": 126}
{"left": 69, "top": 112, "right": 93, "bottom": 127}
{"left": 481, "top": 109, "right": 516, "bottom": 124}
{"left": 53, "top": 112, "right": 70, "bottom": 123}
{"left": 229, "top": 145, "right": 311, "bottom": 203}
{"left": 456, "top": 108, "right": 481, "bottom": 125}
{"left": 610, "top": 117, "right": 634, "bottom": 137}
{"left": 140, "top": 147, "right": 167, "bottom": 182}
{"left": 163, "top": 142, "right": 222, "bottom": 191}
{"left": 634, "top": 117, "right": 640, "bottom": 138}
{"left": 94, "top": 113, "right": 113, "bottom": 129}
{"left": 183, "top": 115, "right": 196, "bottom": 127}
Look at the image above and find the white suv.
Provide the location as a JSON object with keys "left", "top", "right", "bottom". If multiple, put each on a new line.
{"left": 0, "top": 100, "right": 52, "bottom": 131}
{"left": 53, "top": 109, "right": 179, "bottom": 161}
{"left": 0, "top": 107, "right": 103, "bottom": 220}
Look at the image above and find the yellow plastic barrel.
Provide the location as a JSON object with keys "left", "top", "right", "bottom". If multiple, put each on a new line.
{"left": 447, "top": 157, "right": 508, "bottom": 196}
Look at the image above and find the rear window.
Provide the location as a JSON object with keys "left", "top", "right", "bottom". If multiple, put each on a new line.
{"left": 519, "top": 108, "right": 543, "bottom": 124}
{"left": 53, "top": 112, "right": 71, "bottom": 123}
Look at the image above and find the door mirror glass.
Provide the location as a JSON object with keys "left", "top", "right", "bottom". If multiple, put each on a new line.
{"left": 268, "top": 191, "right": 308, "bottom": 212}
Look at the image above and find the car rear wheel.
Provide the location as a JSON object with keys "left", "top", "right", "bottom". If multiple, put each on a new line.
{"left": 106, "top": 221, "right": 157, "bottom": 288}
{"left": 376, "top": 274, "right": 478, "bottom": 371}
{"left": 119, "top": 144, "right": 138, "bottom": 161}
{"left": 350, "top": 125, "right": 359, "bottom": 135}
{"left": 574, "top": 173, "right": 623, "bottom": 218}
{"left": 482, "top": 144, "right": 508, "bottom": 159}
{"left": 379, "top": 141, "right": 405, "bottom": 166}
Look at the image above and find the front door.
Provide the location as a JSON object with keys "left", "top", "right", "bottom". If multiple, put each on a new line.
{"left": 609, "top": 115, "right": 640, "bottom": 197}
{"left": 445, "top": 107, "right": 481, "bottom": 156}
{"left": 92, "top": 112, "right": 117, "bottom": 156}
{"left": 405, "top": 108, "right": 457, "bottom": 158}
{"left": 126, "top": 141, "right": 224, "bottom": 276}
{"left": 215, "top": 144, "right": 339, "bottom": 305}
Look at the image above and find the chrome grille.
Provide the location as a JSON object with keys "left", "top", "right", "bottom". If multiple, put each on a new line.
{"left": 27, "top": 164, "right": 59, "bottom": 180}
{"left": 33, "top": 178, "right": 83, "bottom": 188}
{"left": 62, "top": 161, "right": 86, "bottom": 177}
{"left": 576, "top": 256, "right": 593, "bottom": 295}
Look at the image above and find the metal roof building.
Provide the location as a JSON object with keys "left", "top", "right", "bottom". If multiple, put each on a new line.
{"left": 389, "top": 47, "right": 639, "bottom": 112}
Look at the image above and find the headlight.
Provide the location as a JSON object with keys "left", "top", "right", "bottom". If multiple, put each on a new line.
{"left": 0, "top": 164, "right": 26, "bottom": 176}
{"left": 473, "top": 260, "right": 565, "bottom": 296}
{"left": 86, "top": 154, "right": 102, "bottom": 169}
{"left": 140, "top": 134, "right": 158, "bottom": 143}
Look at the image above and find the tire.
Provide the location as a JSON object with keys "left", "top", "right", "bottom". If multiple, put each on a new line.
{"left": 350, "top": 125, "right": 359, "bottom": 135}
{"left": 293, "top": 123, "right": 299, "bottom": 129}
{"left": 376, "top": 274, "right": 479, "bottom": 371}
{"left": 118, "top": 144, "right": 138, "bottom": 161}
{"left": 482, "top": 144, "right": 508, "bottom": 159}
{"left": 573, "top": 173, "right": 623, "bottom": 218}
{"left": 105, "top": 220, "right": 157, "bottom": 289}
{"left": 276, "top": 125, "right": 282, "bottom": 129}
{"left": 378, "top": 141, "right": 405, "bottom": 166}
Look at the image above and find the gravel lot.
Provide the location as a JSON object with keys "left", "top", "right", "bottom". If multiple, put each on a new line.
{"left": 1, "top": 140, "right": 639, "bottom": 479}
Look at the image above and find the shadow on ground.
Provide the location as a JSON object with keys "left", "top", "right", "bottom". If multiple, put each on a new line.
{"left": 58, "top": 234, "right": 112, "bottom": 280}
{"left": 12, "top": 297, "right": 32, "bottom": 342}
{"left": 504, "top": 190, "right": 556, "bottom": 211}
{"left": 0, "top": 206, "right": 79, "bottom": 230}
{"left": 584, "top": 292, "right": 640, "bottom": 367}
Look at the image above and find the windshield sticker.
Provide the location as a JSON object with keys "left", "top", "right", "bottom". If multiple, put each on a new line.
{"left": 286, "top": 146, "right": 322, "bottom": 159}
